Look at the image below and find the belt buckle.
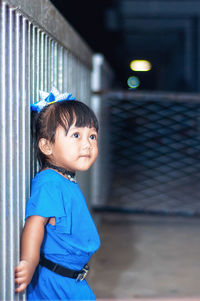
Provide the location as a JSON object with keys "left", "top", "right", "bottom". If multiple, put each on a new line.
{"left": 76, "top": 264, "right": 89, "bottom": 282}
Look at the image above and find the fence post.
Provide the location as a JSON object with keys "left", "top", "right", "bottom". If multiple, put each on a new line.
{"left": 91, "top": 54, "right": 114, "bottom": 207}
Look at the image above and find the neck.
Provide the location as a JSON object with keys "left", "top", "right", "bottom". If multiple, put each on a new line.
{"left": 43, "top": 162, "right": 76, "bottom": 183}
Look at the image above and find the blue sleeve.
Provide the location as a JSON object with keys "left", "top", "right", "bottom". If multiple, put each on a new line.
{"left": 25, "top": 180, "right": 72, "bottom": 234}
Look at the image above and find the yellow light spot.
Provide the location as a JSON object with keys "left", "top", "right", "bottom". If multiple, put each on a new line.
{"left": 130, "top": 60, "right": 152, "bottom": 72}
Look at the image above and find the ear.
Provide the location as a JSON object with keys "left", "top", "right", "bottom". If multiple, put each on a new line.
{"left": 38, "top": 138, "right": 53, "bottom": 156}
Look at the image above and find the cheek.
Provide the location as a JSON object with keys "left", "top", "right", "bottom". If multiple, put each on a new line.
{"left": 93, "top": 146, "right": 98, "bottom": 160}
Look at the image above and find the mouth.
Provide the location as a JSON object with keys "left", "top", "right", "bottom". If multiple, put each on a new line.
{"left": 79, "top": 154, "right": 90, "bottom": 158}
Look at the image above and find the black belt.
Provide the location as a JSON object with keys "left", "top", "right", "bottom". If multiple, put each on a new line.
{"left": 39, "top": 255, "right": 89, "bottom": 281}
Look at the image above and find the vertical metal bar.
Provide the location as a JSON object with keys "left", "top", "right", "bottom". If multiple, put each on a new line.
{"left": 44, "top": 34, "right": 48, "bottom": 91}
{"left": 31, "top": 25, "right": 36, "bottom": 102}
{"left": 0, "top": 2, "right": 7, "bottom": 299}
{"left": 79, "top": 63, "right": 83, "bottom": 100}
{"left": 54, "top": 42, "right": 58, "bottom": 87}
{"left": 80, "top": 64, "right": 85, "bottom": 101}
{"left": 11, "top": 9, "right": 19, "bottom": 301}
{"left": 26, "top": 20, "right": 31, "bottom": 200}
{"left": 35, "top": 27, "right": 41, "bottom": 173}
{"left": 72, "top": 55, "right": 76, "bottom": 97}
{"left": 6, "top": 6, "right": 14, "bottom": 299}
{"left": 18, "top": 15, "right": 26, "bottom": 227}
{"left": 58, "top": 46, "right": 63, "bottom": 91}
{"left": 63, "top": 49, "right": 68, "bottom": 90}
{"left": 36, "top": 28, "right": 40, "bottom": 98}
{"left": 31, "top": 25, "right": 37, "bottom": 177}
{"left": 17, "top": 10, "right": 23, "bottom": 240}
{"left": 40, "top": 31, "right": 45, "bottom": 91}
{"left": 67, "top": 52, "right": 73, "bottom": 93}
{"left": 74, "top": 56, "right": 78, "bottom": 98}
{"left": 13, "top": 11, "right": 21, "bottom": 301}
{"left": 17, "top": 15, "right": 27, "bottom": 301}
{"left": 86, "top": 68, "right": 91, "bottom": 105}
{"left": 24, "top": 17, "right": 31, "bottom": 210}
{"left": 50, "top": 39, "right": 54, "bottom": 88}
{"left": 30, "top": 22, "right": 34, "bottom": 177}
{"left": 80, "top": 65, "right": 85, "bottom": 101}
{"left": 76, "top": 58, "right": 80, "bottom": 99}
{"left": 47, "top": 37, "right": 51, "bottom": 91}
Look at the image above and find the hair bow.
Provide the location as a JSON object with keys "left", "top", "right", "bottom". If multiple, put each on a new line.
{"left": 31, "top": 87, "right": 76, "bottom": 112}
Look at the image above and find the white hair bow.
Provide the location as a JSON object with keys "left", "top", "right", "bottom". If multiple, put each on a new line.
{"left": 31, "top": 87, "right": 75, "bottom": 112}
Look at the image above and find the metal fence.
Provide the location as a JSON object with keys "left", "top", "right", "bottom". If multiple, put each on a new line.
{"left": 100, "top": 91, "right": 200, "bottom": 216}
{"left": 0, "top": 0, "right": 93, "bottom": 300}
{"left": 91, "top": 54, "right": 114, "bottom": 207}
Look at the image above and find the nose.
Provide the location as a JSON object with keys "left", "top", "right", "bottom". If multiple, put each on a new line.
{"left": 82, "top": 138, "right": 91, "bottom": 149}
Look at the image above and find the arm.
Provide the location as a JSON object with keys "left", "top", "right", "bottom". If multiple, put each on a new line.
{"left": 15, "top": 215, "right": 48, "bottom": 293}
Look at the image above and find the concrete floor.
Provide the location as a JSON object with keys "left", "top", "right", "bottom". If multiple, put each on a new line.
{"left": 88, "top": 212, "right": 200, "bottom": 300}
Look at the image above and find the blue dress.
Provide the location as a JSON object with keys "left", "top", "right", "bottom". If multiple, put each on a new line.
{"left": 25, "top": 169, "right": 100, "bottom": 300}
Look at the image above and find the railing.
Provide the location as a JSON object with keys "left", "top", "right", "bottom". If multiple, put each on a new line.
{"left": 0, "top": 0, "right": 93, "bottom": 300}
{"left": 91, "top": 54, "right": 114, "bottom": 207}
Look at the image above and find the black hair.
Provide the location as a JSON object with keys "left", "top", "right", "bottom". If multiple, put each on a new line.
{"left": 31, "top": 100, "right": 99, "bottom": 168}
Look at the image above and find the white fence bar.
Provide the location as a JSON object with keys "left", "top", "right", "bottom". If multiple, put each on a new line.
{"left": 0, "top": 1, "right": 93, "bottom": 300}
{"left": 91, "top": 54, "right": 114, "bottom": 207}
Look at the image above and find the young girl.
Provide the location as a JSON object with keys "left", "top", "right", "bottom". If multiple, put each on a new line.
{"left": 14, "top": 88, "right": 100, "bottom": 300}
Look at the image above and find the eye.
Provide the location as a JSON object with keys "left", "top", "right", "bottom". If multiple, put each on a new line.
{"left": 72, "top": 133, "right": 80, "bottom": 138}
{"left": 90, "top": 134, "right": 97, "bottom": 140}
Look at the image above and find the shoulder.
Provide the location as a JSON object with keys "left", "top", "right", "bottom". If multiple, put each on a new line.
{"left": 27, "top": 170, "right": 67, "bottom": 217}
{"left": 32, "top": 169, "right": 65, "bottom": 187}
{"left": 31, "top": 169, "right": 76, "bottom": 198}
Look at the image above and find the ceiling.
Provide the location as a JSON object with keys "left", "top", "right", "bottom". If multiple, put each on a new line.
{"left": 50, "top": 0, "right": 200, "bottom": 92}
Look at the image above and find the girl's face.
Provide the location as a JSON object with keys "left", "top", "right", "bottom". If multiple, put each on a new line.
{"left": 47, "top": 124, "right": 98, "bottom": 172}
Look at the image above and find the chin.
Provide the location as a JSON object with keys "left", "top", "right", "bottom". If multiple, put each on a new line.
{"left": 76, "top": 158, "right": 97, "bottom": 171}
{"left": 77, "top": 164, "right": 93, "bottom": 171}
{"left": 77, "top": 168, "right": 90, "bottom": 172}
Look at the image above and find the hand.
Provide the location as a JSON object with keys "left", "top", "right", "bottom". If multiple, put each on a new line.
{"left": 15, "top": 260, "right": 33, "bottom": 293}
{"left": 15, "top": 216, "right": 46, "bottom": 293}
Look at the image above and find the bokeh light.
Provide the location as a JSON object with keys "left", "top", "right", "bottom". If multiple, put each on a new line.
{"left": 127, "top": 76, "right": 140, "bottom": 89}
{"left": 130, "top": 60, "right": 152, "bottom": 72}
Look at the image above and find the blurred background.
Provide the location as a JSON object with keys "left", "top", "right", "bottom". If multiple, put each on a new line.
{"left": 51, "top": 0, "right": 200, "bottom": 92}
